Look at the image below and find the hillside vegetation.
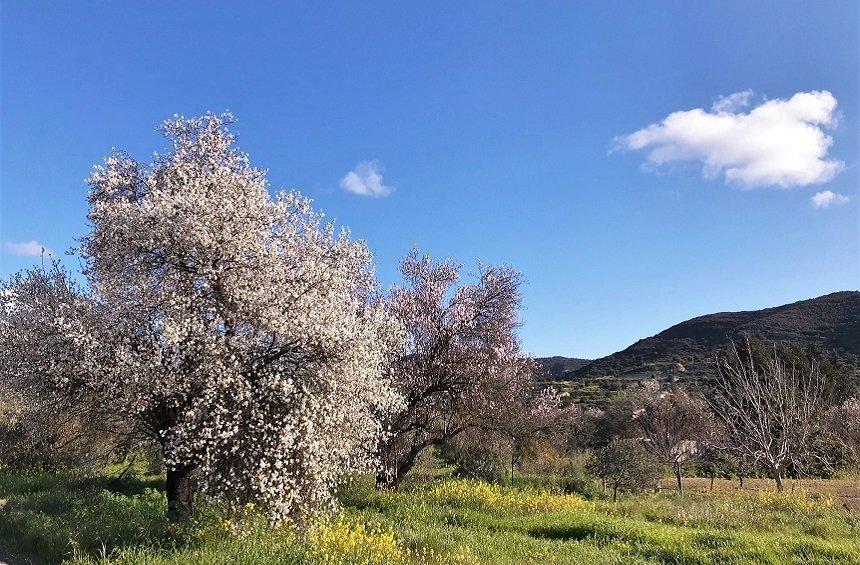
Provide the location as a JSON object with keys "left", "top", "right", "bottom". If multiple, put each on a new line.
{"left": 541, "top": 292, "right": 859, "bottom": 404}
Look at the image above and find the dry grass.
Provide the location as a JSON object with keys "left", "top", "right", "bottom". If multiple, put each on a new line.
{"left": 660, "top": 477, "right": 860, "bottom": 511}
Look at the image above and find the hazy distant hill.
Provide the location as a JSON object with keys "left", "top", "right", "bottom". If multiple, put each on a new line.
{"left": 536, "top": 356, "right": 592, "bottom": 380}
{"left": 542, "top": 291, "right": 859, "bottom": 404}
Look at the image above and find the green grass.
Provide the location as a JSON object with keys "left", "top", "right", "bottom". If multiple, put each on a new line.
{"left": 0, "top": 469, "right": 858, "bottom": 564}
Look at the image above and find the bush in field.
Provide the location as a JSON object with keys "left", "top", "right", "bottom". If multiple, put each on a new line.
{"left": 439, "top": 428, "right": 508, "bottom": 483}
{"left": 586, "top": 438, "right": 662, "bottom": 501}
{"left": 559, "top": 458, "right": 603, "bottom": 498}
{"left": 0, "top": 388, "right": 118, "bottom": 472}
{"left": 694, "top": 444, "right": 739, "bottom": 489}
{"left": 0, "top": 113, "right": 404, "bottom": 524}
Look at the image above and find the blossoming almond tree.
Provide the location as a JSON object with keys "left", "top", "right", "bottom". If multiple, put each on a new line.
{"left": 0, "top": 263, "right": 125, "bottom": 471}
{"left": 0, "top": 113, "right": 404, "bottom": 523}
{"left": 377, "top": 250, "right": 528, "bottom": 488}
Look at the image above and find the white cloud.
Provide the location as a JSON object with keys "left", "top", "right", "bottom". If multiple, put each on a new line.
{"left": 810, "top": 190, "right": 850, "bottom": 209}
{"left": 339, "top": 160, "right": 393, "bottom": 197}
{"left": 3, "top": 240, "right": 52, "bottom": 257}
{"left": 615, "top": 90, "right": 843, "bottom": 188}
{"left": 712, "top": 89, "right": 754, "bottom": 113}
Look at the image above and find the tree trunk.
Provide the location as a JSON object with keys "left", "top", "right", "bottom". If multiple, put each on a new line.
{"left": 612, "top": 484, "right": 618, "bottom": 502}
{"left": 710, "top": 474, "right": 715, "bottom": 491}
{"left": 375, "top": 470, "right": 392, "bottom": 490}
{"left": 376, "top": 442, "right": 426, "bottom": 490}
{"left": 166, "top": 467, "right": 194, "bottom": 522}
{"left": 675, "top": 463, "right": 683, "bottom": 494}
{"left": 739, "top": 474, "right": 744, "bottom": 488}
{"left": 774, "top": 468, "right": 784, "bottom": 492}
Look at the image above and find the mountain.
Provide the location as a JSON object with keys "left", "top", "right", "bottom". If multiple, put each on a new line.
{"left": 536, "top": 356, "right": 592, "bottom": 380}
{"left": 552, "top": 291, "right": 860, "bottom": 403}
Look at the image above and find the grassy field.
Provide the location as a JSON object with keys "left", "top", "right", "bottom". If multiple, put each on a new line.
{"left": 1, "top": 469, "right": 859, "bottom": 564}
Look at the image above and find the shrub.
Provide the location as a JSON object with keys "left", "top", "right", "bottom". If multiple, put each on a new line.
{"left": 439, "top": 430, "right": 507, "bottom": 483}
{"left": 0, "top": 391, "right": 120, "bottom": 473}
{"left": 586, "top": 439, "right": 663, "bottom": 501}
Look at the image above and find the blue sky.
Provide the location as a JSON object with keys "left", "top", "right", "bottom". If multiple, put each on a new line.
{"left": 1, "top": 1, "right": 857, "bottom": 359}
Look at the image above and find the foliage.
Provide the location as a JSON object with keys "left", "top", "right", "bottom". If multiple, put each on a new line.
{"left": 586, "top": 439, "right": 663, "bottom": 501}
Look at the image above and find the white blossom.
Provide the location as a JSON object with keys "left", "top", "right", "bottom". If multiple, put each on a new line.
{"left": 1, "top": 112, "right": 404, "bottom": 523}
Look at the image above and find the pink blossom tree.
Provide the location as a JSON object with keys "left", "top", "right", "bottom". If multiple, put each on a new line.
{"left": 377, "top": 250, "right": 528, "bottom": 488}
{"left": 629, "top": 382, "right": 715, "bottom": 493}
{"left": 0, "top": 113, "right": 403, "bottom": 523}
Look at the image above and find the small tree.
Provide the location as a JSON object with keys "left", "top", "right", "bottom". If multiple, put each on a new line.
{"left": 630, "top": 382, "right": 715, "bottom": 493}
{"left": 586, "top": 438, "right": 662, "bottom": 501}
{"left": 485, "top": 382, "right": 567, "bottom": 481}
{"left": 710, "top": 338, "right": 828, "bottom": 491}
{"left": 695, "top": 444, "right": 737, "bottom": 490}
{"left": 826, "top": 396, "right": 860, "bottom": 465}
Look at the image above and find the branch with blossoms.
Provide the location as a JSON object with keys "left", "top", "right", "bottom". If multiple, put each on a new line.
{"left": 376, "top": 249, "right": 546, "bottom": 488}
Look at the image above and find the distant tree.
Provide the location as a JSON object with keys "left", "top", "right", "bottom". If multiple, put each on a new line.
{"left": 710, "top": 338, "right": 828, "bottom": 491}
{"left": 0, "top": 113, "right": 403, "bottom": 524}
{"left": 695, "top": 443, "right": 737, "bottom": 490}
{"left": 587, "top": 393, "right": 640, "bottom": 447}
{"left": 630, "top": 382, "right": 716, "bottom": 493}
{"left": 378, "top": 250, "right": 527, "bottom": 488}
{"left": 586, "top": 438, "right": 662, "bottom": 501}
{"left": 772, "top": 343, "right": 858, "bottom": 404}
{"left": 564, "top": 405, "right": 611, "bottom": 452}
{"left": 826, "top": 396, "right": 860, "bottom": 464}
{"left": 505, "top": 387, "right": 570, "bottom": 479}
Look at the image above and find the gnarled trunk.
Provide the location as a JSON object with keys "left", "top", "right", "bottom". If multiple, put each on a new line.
{"left": 166, "top": 466, "right": 194, "bottom": 522}
{"left": 376, "top": 442, "right": 426, "bottom": 490}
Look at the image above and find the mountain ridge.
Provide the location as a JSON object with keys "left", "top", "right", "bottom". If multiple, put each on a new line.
{"left": 537, "top": 291, "right": 859, "bottom": 402}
